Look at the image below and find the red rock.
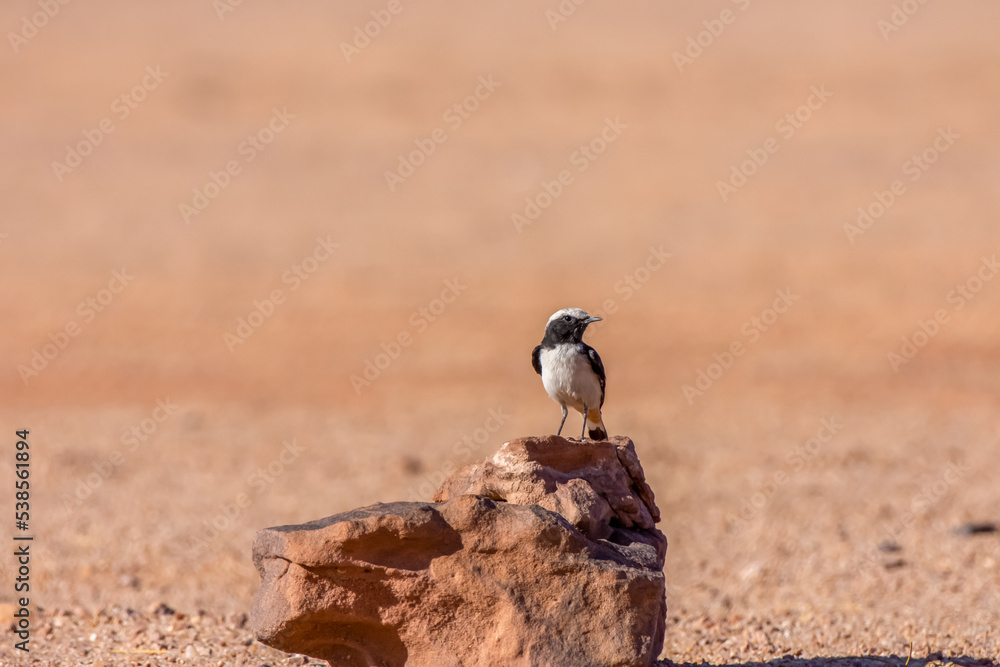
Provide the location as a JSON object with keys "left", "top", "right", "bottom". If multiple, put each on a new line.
{"left": 435, "top": 435, "right": 664, "bottom": 554}
{"left": 250, "top": 435, "right": 667, "bottom": 667}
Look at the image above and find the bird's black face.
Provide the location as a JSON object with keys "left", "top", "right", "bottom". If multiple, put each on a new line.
{"left": 544, "top": 310, "right": 601, "bottom": 344}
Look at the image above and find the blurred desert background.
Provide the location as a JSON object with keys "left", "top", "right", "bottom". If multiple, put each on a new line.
{"left": 1, "top": 0, "right": 999, "bottom": 664}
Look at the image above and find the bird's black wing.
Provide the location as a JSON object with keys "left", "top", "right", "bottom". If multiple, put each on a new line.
{"left": 584, "top": 344, "right": 606, "bottom": 407}
{"left": 531, "top": 345, "right": 543, "bottom": 375}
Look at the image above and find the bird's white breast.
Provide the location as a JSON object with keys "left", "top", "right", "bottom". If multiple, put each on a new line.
{"left": 539, "top": 344, "right": 602, "bottom": 410}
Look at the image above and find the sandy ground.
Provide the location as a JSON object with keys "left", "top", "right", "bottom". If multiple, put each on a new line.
{"left": 1, "top": 0, "right": 999, "bottom": 664}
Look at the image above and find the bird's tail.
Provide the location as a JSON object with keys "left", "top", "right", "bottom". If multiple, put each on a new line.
{"left": 586, "top": 408, "right": 607, "bottom": 440}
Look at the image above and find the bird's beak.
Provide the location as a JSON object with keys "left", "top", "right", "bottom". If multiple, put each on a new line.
{"left": 585, "top": 316, "right": 602, "bottom": 324}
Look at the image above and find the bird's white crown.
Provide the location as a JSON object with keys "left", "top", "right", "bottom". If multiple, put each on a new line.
{"left": 547, "top": 307, "right": 591, "bottom": 324}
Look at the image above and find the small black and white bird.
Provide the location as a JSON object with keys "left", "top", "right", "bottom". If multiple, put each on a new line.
{"left": 531, "top": 308, "right": 608, "bottom": 440}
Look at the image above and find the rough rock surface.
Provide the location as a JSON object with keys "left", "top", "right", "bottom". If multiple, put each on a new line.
{"left": 435, "top": 435, "right": 665, "bottom": 555}
{"left": 249, "top": 435, "right": 667, "bottom": 667}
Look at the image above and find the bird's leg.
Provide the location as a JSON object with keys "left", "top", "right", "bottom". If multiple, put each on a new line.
{"left": 580, "top": 403, "right": 588, "bottom": 440}
{"left": 556, "top": 404, "right": 568, "bottom": 436}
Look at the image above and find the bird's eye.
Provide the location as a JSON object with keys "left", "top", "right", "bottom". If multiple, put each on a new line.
{"left": 563, "top": 315, "right": 573, "bottom": 322}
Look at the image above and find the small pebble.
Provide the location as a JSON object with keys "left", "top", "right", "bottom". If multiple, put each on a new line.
{"left": 954, "top": 521, "right": 997, "bottom": 536}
